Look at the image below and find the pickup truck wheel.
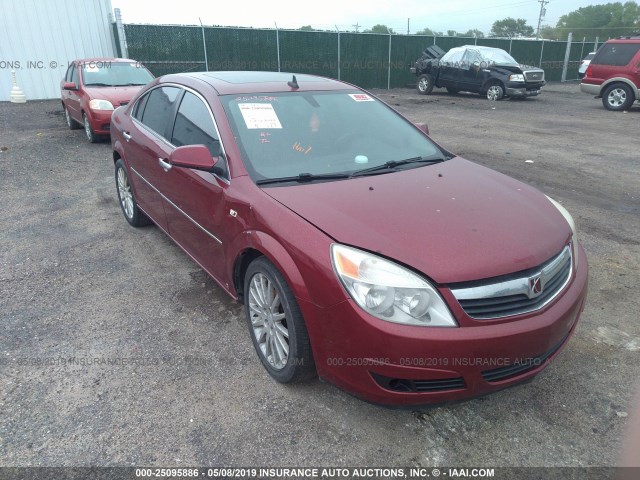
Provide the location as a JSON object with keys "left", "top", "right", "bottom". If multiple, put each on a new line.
{"left": 602, "top": 84, "right": 634, "bottom": 111}
{"left": 416, "top": 74, "right": 434, "bottom": 95}
{"left": 486, "top": 82, "right": 504, "bottom": 101}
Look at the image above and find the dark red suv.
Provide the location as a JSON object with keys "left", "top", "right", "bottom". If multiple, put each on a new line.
{"left": 580, "top": 35, "right": 640, "bottom": 111}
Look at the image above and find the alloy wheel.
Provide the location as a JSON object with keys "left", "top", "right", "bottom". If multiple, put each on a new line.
{"left": 607, "top": 88, "right": 627, "bottom": 108}
{"left": 117, "top": 168, "right": 134, "bottom": 220}
{"left": 248, "top": 272, "right": 289, "bottom": 370}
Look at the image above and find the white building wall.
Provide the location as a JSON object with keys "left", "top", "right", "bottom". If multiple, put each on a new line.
{"left": 0, "top": 0, "right": 116, "bottom": 101}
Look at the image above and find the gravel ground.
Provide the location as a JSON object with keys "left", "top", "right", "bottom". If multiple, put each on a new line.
{"left": 1, "top": 82, "right": 639, "bottom": 468}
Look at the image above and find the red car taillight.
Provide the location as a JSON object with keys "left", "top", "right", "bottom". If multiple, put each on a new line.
{"left": 584, "top": 65, "right": 593, "bottom": 78}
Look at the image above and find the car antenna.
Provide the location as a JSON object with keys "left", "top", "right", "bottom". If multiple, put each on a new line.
{"left": 287, "top": 75, "right": 299, "bottom": 90}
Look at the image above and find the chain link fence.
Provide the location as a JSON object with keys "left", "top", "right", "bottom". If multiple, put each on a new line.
{"left": 115, "top": 23, "right": 599, "bottom": 88}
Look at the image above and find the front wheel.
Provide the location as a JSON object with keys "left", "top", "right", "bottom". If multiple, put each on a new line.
{"left": 244, "top": 257, "right": 316, "bottom": 383}
{"left": 416, "top": 74, "right": 434, "bottom": 95}
{"left": 64, "top": 106, "right": 80, "bottom": 130}
{"left": 602, "top": 84, "right": 634, "bottom": 111}
{"left": 83, "top": 113, "right": 100, "bottom": 143}
{"left": 486, "top": 82, "right": 504, "bottom": 101}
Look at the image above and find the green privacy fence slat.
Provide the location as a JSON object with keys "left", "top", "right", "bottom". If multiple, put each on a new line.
{"left": 204, "top": 28, "right": 278, "bottom": 71}
{"left": 115, "top": 23, "right": 597, "bottom": 89}
{"left": 279, "top": 30, "right": 339, "bottom": 77}
{"left": 339, "top": 33, "right": 389, "bottom": 89}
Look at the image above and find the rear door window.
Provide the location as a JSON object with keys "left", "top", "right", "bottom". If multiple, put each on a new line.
{"left": 593, "top": 43, "right": 640, "bottom": 66}
{"left": 140, "top": 86, "right": 181, "bottom": 139}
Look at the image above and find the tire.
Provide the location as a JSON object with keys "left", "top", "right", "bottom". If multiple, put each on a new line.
{"left": 416, "top": 74, "right": 434, "bottom": 95}
{"left": 485, "top": 82, "right": 504, "bottom": 101}
{"left": 83, "top": 112, "right": 100, "bottom": 143}
{"left": 446, "top": 87, "right": 459, "bottom": 94}
{"left": 115, "top": 159, "right": 152, "bottom": 227}
{"left": 64, "top": 106, "right": 80, "bottom": 130}
{"left": 602, "top": 83, "right": 635, "bottom": 111}
{"left": 244, "top": 257, "right": 316, "bottom": 383}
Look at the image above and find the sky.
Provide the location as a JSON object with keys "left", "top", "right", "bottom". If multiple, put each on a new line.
{"left": 110, "top": 0, "right": 610, "bottom": 35}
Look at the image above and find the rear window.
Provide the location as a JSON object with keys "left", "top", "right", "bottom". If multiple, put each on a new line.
{"left": 592, "top": 43, "right": 640, "bottom": 66}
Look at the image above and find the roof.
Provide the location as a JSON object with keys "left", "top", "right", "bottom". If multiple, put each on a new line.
{"left": 72, "top": 58, "right": 140, "bottom": 64}
{"left": 162, "top": 71, "right": 352, "bottom": 95}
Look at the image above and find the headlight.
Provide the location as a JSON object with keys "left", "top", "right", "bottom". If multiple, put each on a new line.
{"left": 509, "top": 74, "right": 525, "bottom": 82}
{"left": 89, "top": 99, "right": 114, "bottom": 111}
{"left": 545, "top": 195, "right": 579, "bottom": 268}
{"left": 331, "top": 244, "right": 457, "bottom": 327}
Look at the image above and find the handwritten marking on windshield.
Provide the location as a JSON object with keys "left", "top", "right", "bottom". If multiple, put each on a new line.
{"left": 293, "top": 142, "right": 312, "bottom": 155}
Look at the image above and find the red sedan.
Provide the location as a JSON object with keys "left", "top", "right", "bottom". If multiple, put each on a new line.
{"left": 61, "top": 58, "right": 154, "bottom": 143}
{"left": 111, "top": 71, "right": 588, "bottom": 406}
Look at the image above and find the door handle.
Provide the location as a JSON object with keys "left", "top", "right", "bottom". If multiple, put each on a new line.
{"left": 122, "top": 131, "right": 132, "bottom": 142}
{"left": 158, "top": 158, "right": 172, "bottom": 171}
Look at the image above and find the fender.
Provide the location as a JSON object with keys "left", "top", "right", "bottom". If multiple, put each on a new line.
{"left": 600, "top": 76, "right": 640, "bottom": 97}
{"left": 226, "top": 229, "right": 312, "bottom": 303}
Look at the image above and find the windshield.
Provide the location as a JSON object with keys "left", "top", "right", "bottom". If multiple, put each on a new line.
{"left": 221, "top": 91, "right": 445, "bottom": 184}
{"left": 82, "top": 62, "right": 154, "bottom": 87}
{"left": 482, "top": 48, "right": 519, "bottom": 65}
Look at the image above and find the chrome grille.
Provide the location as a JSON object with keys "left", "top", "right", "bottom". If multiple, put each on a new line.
{"left": 451, "top": 245, "right": 572, "bottom": 319}
{"left": 524, "top": 70, "right": 545, "bottom": 82}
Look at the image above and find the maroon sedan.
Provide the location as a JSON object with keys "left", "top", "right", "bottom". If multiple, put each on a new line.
{"left": 61, "top": 58, "right": 154, "bottom": 143}
{"left": 111, "top": 71, "right": 588, "bottom": 406}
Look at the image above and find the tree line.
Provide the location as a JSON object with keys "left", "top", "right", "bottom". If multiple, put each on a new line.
{"left": 297, "top": 1, "right": 639, "bottom": 40}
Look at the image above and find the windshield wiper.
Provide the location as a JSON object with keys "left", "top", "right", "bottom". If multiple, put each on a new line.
{"left": 350, "top": 156, "right": 449, "bottom": 177}
{"left": 256, "top": 172, "right": 350, "bottom": 186}
{"left": 114, "top": 82, "right": 148, "bottom": 86}
{"left": 84, "top": 82, "right": 114, "bottom": 87}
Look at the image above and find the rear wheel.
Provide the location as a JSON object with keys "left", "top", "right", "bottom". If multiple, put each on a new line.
{"left": 416, "top": 74, "right": 434, "bottom": 95}
{"left": 115, "top": 159, "right": 152, "bottom": 227}
{"left": 602, "top": 83, "right": 634, "bottom": 111}
{"left": 244, "top": 257, "right": 315, "bottom": 383}
{"left": 486, "top": 82, "right": 504, "bottom": 101}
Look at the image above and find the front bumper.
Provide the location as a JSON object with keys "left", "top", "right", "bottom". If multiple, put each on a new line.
{"left": 306, "top": 244, "right": 588, "bottom": 407}
{"left": 87, "top": 109, "right": 113, "bottom": 135}
{"left": 505, "top": 86, "right": 542, "bottom": 97}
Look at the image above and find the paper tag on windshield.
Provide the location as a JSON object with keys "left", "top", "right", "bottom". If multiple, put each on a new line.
{"left": 349, "top": 93, "right": 374, "bottom": 102}
{"left": 238, "top": 103, "right": 282, "bottom": 129}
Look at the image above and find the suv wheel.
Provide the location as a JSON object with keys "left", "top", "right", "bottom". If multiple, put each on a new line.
{"left": 602, "top": 83, "right": 635, "bottom": 111}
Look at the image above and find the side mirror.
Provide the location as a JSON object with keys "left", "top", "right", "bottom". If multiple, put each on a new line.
{"left": 63, "top": 82, "right": 78, "bottom": 90}
{"left": 414, "top": 122, "right": 429, "bottom": 135}
{"left": 169, "top": 145, "right": 217, "bottom": 171}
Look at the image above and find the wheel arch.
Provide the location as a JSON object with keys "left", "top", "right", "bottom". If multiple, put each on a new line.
{"left": 230, "top": 232, "right": 311, "bottom": 305}
{"left": 481, "top": 78, "right": 504, "bottom": 93}
{"left": 601, "top": 78, "right": 639, "bottom": 97}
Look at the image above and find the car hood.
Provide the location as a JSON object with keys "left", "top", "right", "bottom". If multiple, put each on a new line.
{"left": 263, "top": 157, "right": 570, "bottom": 284}
{"left": 83, "top": 86, "right": 143, "bottom": 106}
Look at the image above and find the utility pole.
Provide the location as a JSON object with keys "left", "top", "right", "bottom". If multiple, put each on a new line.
{"left": 407, "top": 18, "right": 410, "bottom": 35}
{"left": 352, "top": 22, "right": 360, "bottom": 33}
{"left": 536, "top": 0, "right": 549, "bottom": 40}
